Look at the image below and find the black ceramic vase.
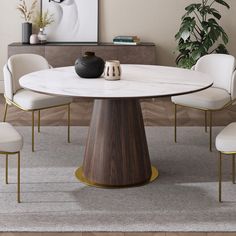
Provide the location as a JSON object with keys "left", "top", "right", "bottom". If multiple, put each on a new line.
{"left": 22, "top": 22, "right": 32, "bottom": 44}
{"left": 75, "top": 52, "right": 105, "bottom": 78}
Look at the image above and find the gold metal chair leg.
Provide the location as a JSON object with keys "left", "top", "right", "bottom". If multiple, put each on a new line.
{"left": 3, "top": 103, "right": 8, "bottom": 122}
{"left": 205, "top": 110, "right": 208, "bottom": 133}
{"left": 6, "top": 154, "right": 8, "bottom": 184}
{"left": 233, "top": 154, "right": 235, "bottom": 184}
{"left": 38, "top": 110, "right": 41, "bottom": 133}
{"left": 174, "top": 104, "right": 177, "bottom": 143}
{"left": 32, "top": 111, "right": 35, "bottom": 152}
{"left": 219, "top": 152, "right": 222, "bottom": 203}
{"left": 68, "top": 104, "right": 71, "bottom": 143}
{"left": 209, "top": 111, "right": 212, "bottom": 152}
{"left": 17, "top": 152, "right": 21, "bottom": 203}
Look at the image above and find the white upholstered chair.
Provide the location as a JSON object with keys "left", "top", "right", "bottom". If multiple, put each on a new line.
{"left": 172, "top": 54, "right": 236, "bottom": 151}
{"left": 3, "top": 54, "right": 73, "bottom": 152}
{"left": 0, "top": 122, "right": 23, "bottom": 203}
{"left": 216, "top": 123, "right": 236, "bottom": 202}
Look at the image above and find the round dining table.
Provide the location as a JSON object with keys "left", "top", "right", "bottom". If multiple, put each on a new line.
{"left": 20, "top": 64, "right": 213, "bottom": 188}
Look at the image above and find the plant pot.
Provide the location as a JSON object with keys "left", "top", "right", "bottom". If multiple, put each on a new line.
{"left": 22, "top": 22, "right": 32, "bottom": 44}
{"left": 75, "top": 52, "right": 105, "bottom": 78}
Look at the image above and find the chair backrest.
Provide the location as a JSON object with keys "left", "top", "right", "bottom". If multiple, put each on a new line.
{"left": 6, "top": 54, "right": 50, "bottom": 94}
{"left": 195, "top": 54, "right": 235, "bottom": 93}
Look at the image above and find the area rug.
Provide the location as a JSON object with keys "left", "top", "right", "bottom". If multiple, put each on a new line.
{"left": 0, "top": 126, "right": 236, "bottom": 232}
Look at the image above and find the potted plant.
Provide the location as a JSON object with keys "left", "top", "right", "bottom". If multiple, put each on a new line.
{"left": 175, "top": 0, "right": 230, "bottom": 69}
{"left": 17, "top": 0, "right": 37, "bottom": 44}
{"left": 33, "top": 11, "right": 54, "bottom": 44}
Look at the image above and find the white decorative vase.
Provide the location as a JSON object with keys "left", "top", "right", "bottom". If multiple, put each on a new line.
{"left": 38, "top": 28, "right": 47, "bottom": 44}
{"left": 30, "top": 34, "right": 39, "bottom": 44}
{"left": 104, "top": 60, "right": 121, "bottom": 81}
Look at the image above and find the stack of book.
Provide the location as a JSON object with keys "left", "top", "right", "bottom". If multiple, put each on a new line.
{"left": 113, "top": 36, "right": 140, "bottom": 45}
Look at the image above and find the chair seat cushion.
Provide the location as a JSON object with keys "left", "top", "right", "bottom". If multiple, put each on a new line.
{"left": 0, "top": 123, "right": 23, "bottom": 153}
{"left": 171, "top": 87, "right": 231, "bottom": 110}
{"left": 13, "top": 89, "right": 73, "bottom": 110}
{"left": 216, "top": 123, "right": 236, "bottom": 153}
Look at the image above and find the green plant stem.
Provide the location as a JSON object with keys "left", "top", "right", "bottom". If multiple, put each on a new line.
{"left": 193, "top": 24, "right": 203, "bottom": 38}
{"left": 209, "top": 47, "right": 218, "bottom": 53}
{"left": 209, "top": 0, "right": 216, "bottom": 7}
{"left": 190, "top": 12, "right": 203, "bottom": 36}
{"left": 193, "top": 11, "right": 202, "bottom": 26}
{"left": 192, "top": 32, "right": 200, "bottom": 41}
{"left": 203, "top": 0, "right": 207, "bottom": 21}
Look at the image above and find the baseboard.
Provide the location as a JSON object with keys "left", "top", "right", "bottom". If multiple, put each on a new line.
{"left": 0, "top": 80, "right": 4, "bottom": 94}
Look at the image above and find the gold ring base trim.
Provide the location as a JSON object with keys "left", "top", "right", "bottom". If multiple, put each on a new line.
{"left": 75, "top": 166, "right": 159, "bottom": 188}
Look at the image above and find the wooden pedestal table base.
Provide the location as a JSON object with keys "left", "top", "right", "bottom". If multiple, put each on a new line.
{"left": 75, "top": 99, "right": 159, "bottom": 187}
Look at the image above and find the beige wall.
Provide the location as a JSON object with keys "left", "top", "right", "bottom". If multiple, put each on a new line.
{"left": 0, "top": 0, "right": 236, "bottom": 92}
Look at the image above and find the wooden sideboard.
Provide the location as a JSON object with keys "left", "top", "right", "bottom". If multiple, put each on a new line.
{"left": 8, "top": 42, "right": 156, "bottom": 67}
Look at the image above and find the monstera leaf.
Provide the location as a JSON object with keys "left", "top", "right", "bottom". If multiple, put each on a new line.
{"left": 175, "top": 0, "right": 230, "bottom": 69}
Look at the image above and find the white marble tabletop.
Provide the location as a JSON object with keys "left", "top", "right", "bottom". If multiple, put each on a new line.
{"left": 19, "top": 65, "right": 213, "bottom": 99}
